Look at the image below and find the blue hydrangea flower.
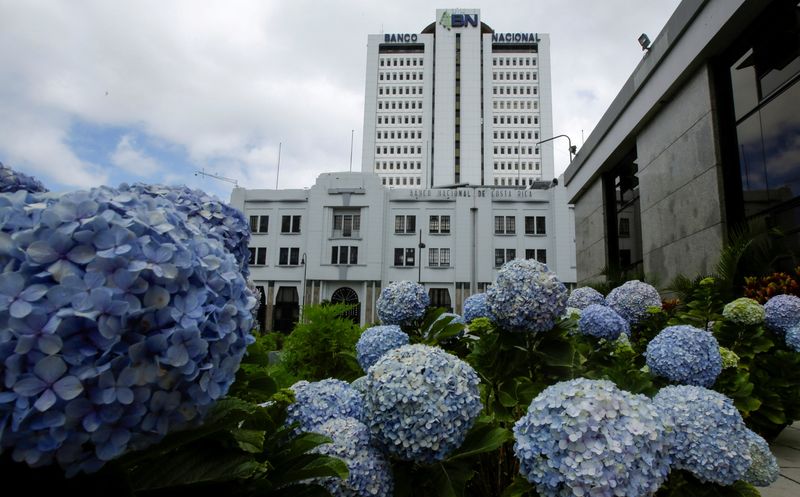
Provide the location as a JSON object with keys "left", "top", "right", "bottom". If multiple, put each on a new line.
{"left": 125, "top": 183, "right": 251, "bottom": 276}
{"left": 350, "top": 376, "right": 368, "bottom": 396}
{"left": 513, "top": 378, "right": 672, "bottom": 497}
{"left": 764, "top": 294, "right": 800, "bottom": 337}
{"left": 486, "top": 259, "right": 568, "bottom": 333}
{"left": 0, "top": 186, "right": 255, "bottom": 475}
{"left": 722, "top": 298, "right": 765, "bottom": 326}
{"left": 606, "top": 280, "right": 661, "bottom": 325}
{"left": 578, "top": 304, "right": 629, "bottom": 340}
{"left": 310, "top": 417, "right": 394, "bottom": 497}
{"left": 286, "top": 379, "right": 365, "bottom": 434}
{"left": 646, "top": 325, "right": 722, "bottom": 387}
{"left": 355, "top": 325, "right": 409, "bottom": 372}
{"left": 786, "top": 325, "right": 800, "bottom": 352}
{"left": 364, "top": 344, "right": 482, "bottom": 463}
{"left": 0, "top": 162, "right": 48, "bottom": 193}
{"left": 463, "top": 293, "right": 490, "bottom": 322}
{"left": 376, "top": 281, "right": 430, "bottom": 326}
{"left": 566, "top": 286, "right": 605, "bottom": 310}
{"left": 743, "top": 429, "right": 779, "bottom": 487}
{"left": 653, "top": 385, "right": 751, "bottom": 485}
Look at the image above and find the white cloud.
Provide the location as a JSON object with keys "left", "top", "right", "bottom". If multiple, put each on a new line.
{"left": 110, "top": 134, "right": 160, "bottom": 176}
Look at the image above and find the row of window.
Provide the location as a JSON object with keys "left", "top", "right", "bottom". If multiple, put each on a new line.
{"left": 379, "top": 72, "right": 423, "bottom": 81}
{"left": 492, "top": 72, "right": 537, "bottom": 81}
{"left": 382, "top": 176, "right": 422, "bottom": 186}
{"left": 248, "top": 215, "right": 301, "bottom": 234}
{"left": 376, "top": 115, "right": 422, "bottom": 125}
{"left": 494, "top": 177, "right": 542, "bottom": 186}
{"left": 378, "top": 86, "right": 423, "bottom": 95}
{"left": 493, "top": 145, "right": 539, "bottom": 156}
{"left": 375, "top": 161, "right": 422, "bottom": 170}
{"left": 378, "top": 100, "right": 423, "bottom": 110}
{"left": 494, "top": 115, "right": 538, "bottom": 125}
{"left": 493, "top": 100, "right": 539, "bottom": 110}
{"left": 495, "top": 215, "right": 546, "bottom": 235}
{"left": 249, "top": 245, "right": 546, "bottom": 269}
{"left": 494, "top": 162, "right": 541, "bottom": 171}
{"left": 377, "top": 130, "right": 423, "bottom": 140}
{"left": 376, "top": 145, "right": 423, "bottom": 155}
{"left": 493, "top": 86, "right": 538, "bottom": 96}
{"left": 495, "top": 131, "right": 539, "bottom": 141}
{"left": 380, "top": 57, "right": 423, "bottom": 67}
{"left": 492, "top": 57, "right": 536, "bottom": 67}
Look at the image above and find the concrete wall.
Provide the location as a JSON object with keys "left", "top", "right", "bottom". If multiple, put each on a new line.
{"left": 573, "top": 179, "right": 607, "bottom": 284}
{"left": 636, "top": 65, "right": 725, "bottom": 284}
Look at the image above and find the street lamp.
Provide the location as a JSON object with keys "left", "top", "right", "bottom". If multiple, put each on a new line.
{"left": 536, "top": 134, "right": 578, "bottom": 164}
{"left": 417, "top": 229, "right": 425, "bottom": 284}
{"left": 300, "top": 253, "right": 307, "bottom": 311}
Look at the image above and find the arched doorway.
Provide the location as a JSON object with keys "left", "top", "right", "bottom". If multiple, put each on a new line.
{"left": 429, "top": 288, "right": 453, "bottom": 312}
{"left": 273, "top": 286, "right": 299, "bottom": 332}
{"left": 330, "top": 287, "right": 361, "bottom": 325}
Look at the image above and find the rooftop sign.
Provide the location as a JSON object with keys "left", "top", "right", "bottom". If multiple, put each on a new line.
{"left": 439, "top": 11, "right": 479, "bottom": 30}
{"left": 492, "top": 33, "right": 540, "bottom": 43}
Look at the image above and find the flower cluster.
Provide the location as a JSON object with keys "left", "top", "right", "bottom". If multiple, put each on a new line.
{"left": 722, "top": 297, "right": 765, "bottom": 326}
{"left": 577, "top": 304, "right": 629, "bottom": 340}
{"left": 355, "top": 325, "right": 409, "bottom": 372}
{"left": 0, "top": 162, "right": 48, "bottom": 193}
{"left": 764, "top": 294, "right": 800, "bottom": 337}
{"left": 606, "top": 280, "right": 661, "bottom": 325}
{"left": 787, "top": 325, "right": 800, "bottom": 352}
{"left": 563, "top": 307, "right": 581, "bottom": 320}
{"left": 125, "top": 183, "right": 251, "bottom": 276}
{"left": 311, "top": 417, "right": 394, "bottom": 497}
{"left": 513, "top": 378, "right": 672, "bottom": 497}
{"left": 743, "top": 429, "right": 779, "bottom": 487}
{"left": 566, "top": 286, "right": 605, "bottom": 309}
{"left": 0, "top": 186, "right": 255, "bottom": 475}
{"left": 350, "top": 376, "right": 368, "bottom": 396}
{"left": 653, "top": 385, "right": 751, "bottom": 485}
{"left": 364, "top": 344, "right": 481, "bottom": 463}
{"left": 376, "top": 281, "right": 430, "bottom": 326}
{"left": 286, "top": 379, "right": 365, "bottom": 433}
{"left": 719, "top": 347, "right": 740, "bottom": 369}
{"left": 646, "top": 325, "right": 722, "bottom": 387}
{"left": 486, "top": 259, "right": 568, "bottom": 333}
{"left": 463, "top": 293, "right": 489, "bottom": 322}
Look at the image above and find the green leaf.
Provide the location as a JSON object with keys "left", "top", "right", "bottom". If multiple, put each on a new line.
{"left": 447, "top": 421, "right": 512, "bottom": 460}
{"left": 500, "top": 475, "right": 534, "bottom": 497}
{"left": 270, "top": 455, "right": 349, "bottom": 486}
{"left": 232, "top": 428, "right": 266, "bottom": 453}
{"left": 275, "top": 432, "right": 334, "bottom": 458}
{"left": 129, "top": 448, "right": 262, "bottom": 491}
{"left": 431, "top": 462, "right": 474, "bottom": 497}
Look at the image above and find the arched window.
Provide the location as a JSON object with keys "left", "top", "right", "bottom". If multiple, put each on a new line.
{"left": 331, "top": 287, "right": 360, "bottom": 324}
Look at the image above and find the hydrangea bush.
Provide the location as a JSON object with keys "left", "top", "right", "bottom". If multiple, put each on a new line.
{"left": 0, "top": 186, "right": 255, "bottom": 475}
{"left": 743, "top": 429, "right": 780, "bottom": 487}
{"left": 722, "top": 297, "right": 765, "bottom": 326}
{"left": 364, "top": 344, "right": 481, "bottom": 463}
{"left": 646, "top": 325, "right": 723, "bottom": 387}
{"left": 376, "top": 281, "right": 430, "bottom": 326}
{"left": 486, "top": 260, "right": 568, "bottom": 333}
{"left": 0, "top": 162, "right": 48, "bottom": 193}
{"left": 463, "top": 293, "right": 489, "bottom": 322}
{"left": 355, "top": 325, "right": 409, "bottom": 372}
{"left": 653, "top": 385, "right": 751, "bottom": 485}
{"left": 286, "top": 379, "right": 365, "bottom": 433}
{"left": 566, "top": 286, "right": 605, "bottom": 310}
{"left": 310, "top": 417, "right": 394, "bottom": 497}
{"left": 764, "top": 294, "right": 800, "bottom": 337}
{"left": 606, "top": 280, "right": 661, "bottom": 325}
{"left": 577, "top": 304, "right": 629, "bottom": 340}
{"left": 513, "top": 378, "right": 672, "bottom": 497}
{"left": 786, "top": 325, "right": 800, "bottom": 352}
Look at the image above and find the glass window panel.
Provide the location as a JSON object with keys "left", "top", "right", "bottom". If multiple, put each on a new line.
{"left": 259, "top": 216, "right": 268, "bottom": 233}
{"left": 350, "top": 247, "right": 358, "bottom": 264}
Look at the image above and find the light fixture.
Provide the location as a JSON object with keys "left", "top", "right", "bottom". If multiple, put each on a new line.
{"left": 638, "top": 33, "right": 651, "bottom": 51}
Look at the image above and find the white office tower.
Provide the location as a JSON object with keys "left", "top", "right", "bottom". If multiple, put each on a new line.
{"left": 362, "top": 8, "right": 554, "bottom": 188}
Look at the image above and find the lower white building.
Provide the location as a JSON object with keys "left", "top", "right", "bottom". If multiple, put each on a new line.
{"left": 231, "top": 172, "right": 575, "bottom": 331}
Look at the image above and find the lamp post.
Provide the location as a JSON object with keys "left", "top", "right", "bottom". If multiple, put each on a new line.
{"left": 536, "top": 134, "right": 577, "bottom": 164}
{"left": 301, "top": 253, "right": 307, "bottom": 311}
{"left": 418, "top": 229, "right": 425, "bottom": 284}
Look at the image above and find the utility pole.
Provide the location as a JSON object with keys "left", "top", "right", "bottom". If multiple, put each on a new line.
{"left": 349, "top": 129, "right": 354, "bottom": 172}
{"left": 275, "top": 142, "right": 282, "bottom": 189}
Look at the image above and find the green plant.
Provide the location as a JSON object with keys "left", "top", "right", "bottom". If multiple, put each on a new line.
{"left": 281, "top": 304, "right": 362, "bottom": 382}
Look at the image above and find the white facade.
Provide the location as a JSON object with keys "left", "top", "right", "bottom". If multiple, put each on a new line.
{"left": 231, "top": 172, "right": 576, "bottom": 331}
{"left": 362, "top": 8, "right": 554, "bottom": 189}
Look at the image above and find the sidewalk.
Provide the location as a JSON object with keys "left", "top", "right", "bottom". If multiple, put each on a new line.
{"left": 761, "top": 422, "right": 800, "bottom": 497}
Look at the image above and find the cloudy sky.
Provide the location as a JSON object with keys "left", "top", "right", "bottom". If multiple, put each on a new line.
{"left": 0, "top": 0, "right": 680, "bottom": 200}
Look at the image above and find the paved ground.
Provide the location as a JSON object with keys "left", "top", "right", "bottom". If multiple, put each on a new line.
{"left": 761, "top": 422, "right": 800, "bottom": 497}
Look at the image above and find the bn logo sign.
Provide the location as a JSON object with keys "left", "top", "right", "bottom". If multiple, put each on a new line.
{"left": 439, "top": 11, "right": 478, "bottom": 30}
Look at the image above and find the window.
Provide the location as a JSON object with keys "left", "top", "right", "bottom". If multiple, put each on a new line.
{"left": 394, "top": 248, "right": 416, "bottom": 267}
{"left": 429, "top": 288, "right": 452, "bottom": 312}
{"left": 429, "top": 248, "right": 451, "bottom": 267}
{"left": 619, "top": 218, "right": 630, "bottom": 238}
{"left": 279, "top": 247, "right": 300, "bottom": 266}
{"left": 394, "top": 215, "right": 416, "bottom": 234}
{"left": 429, "top": 215, "right": 451, "bottom": 234}
{"left": 604, "top": 149, "right": 642, "bottom": 273}
{"left": 333, "top": 212, "right": 361, "bottom": 238}
{"left": 249, "top": 215, "right": 268, "bottom": 233}
{"left": 494, "top": 248, "right": 516, "bottom": 267}
{"left": 248, "top": 247, "right": 267, "bottom": 266}
{"left": 524, "top": 249, "right": 547, "bottom": 263}
{"left": 331, "top": 246, "right": 358, "bottom": 265}
{"left": 525, "top": 216, "right": 546, "bottom": 235}
{"left": 494, "top": 216, "right": 516, "bottom": 234}
{"left": 281, "top": 215, "right": 301, "bottom": 233}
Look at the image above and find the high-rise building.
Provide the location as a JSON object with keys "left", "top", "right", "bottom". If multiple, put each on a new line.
{"left": 362, "top": 8, "right": 554, "bottom": 188}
